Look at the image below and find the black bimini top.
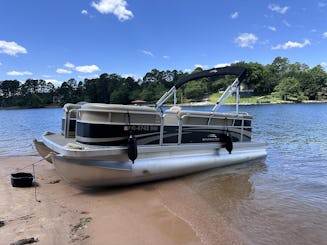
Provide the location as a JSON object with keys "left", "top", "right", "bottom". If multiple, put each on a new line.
{"left": 175, "top": 66, "right": 246, "bottom": 89}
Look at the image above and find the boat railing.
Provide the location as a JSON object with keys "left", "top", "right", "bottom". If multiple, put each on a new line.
{"left": 76, "top": 107, "right": 162, "bottom": 125}
{"left": 181, "top": 113, "right": 233, "bottom": 126}
{"left": 63, "top": 103, "right": 251, "bottom": 144}
{"left": 62, "top": 103, "right": 83, "bottom": 138}
{"left": 64, "top": 108, "right": 79, "bottom": 138}
{"left": 162, "top": 109, "right": 252, "bottom": 144}
{"left": 63, "top": 106, "right": 161, "bottom": 138}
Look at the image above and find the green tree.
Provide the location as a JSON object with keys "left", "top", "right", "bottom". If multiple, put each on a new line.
{"left": 75, "top": 81, "right": 85, "bottom": 102}
{"left": 273, "top": 77, "right": 305, "bottom": 101}
{"left": 18, "top": 93, "right": 43, "bottom": 108}
{"left": 0, "top": 80, "right": 20, "bottom": 97}
{"left": 96, "top": 74, "right": 111, "bottom": 103}
{"left": 271, "top": 56, "right": 290, "bottom": 75}
{"left": 235, "top": 62, "right": 265, "bottom": 94}
{"left": 184, "top": 80, "right": 207, "bottom": 101}
{"left": 22, "top": 79, "right": 39, "bottom": 94}
{"left": 301, "top": 65, "right": 327, "bottom": 100}
{"left": 139, "top": 82, "right": 166, "bottom": 102}
{"left": 84, "top": 78, "right": 97, "bottom": 102}
{"left": 111, "top": 85, "right": 129, "bottom": 104}
{"left": 261, "top": 57, "right": 290, "bottom": 94}
{"left": 57, "top": 81, "right": 75, "bottom": 104}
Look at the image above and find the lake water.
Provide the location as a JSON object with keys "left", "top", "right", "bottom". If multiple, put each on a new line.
{"left": 1, "top": 104, "right": 327, "bottom": 244}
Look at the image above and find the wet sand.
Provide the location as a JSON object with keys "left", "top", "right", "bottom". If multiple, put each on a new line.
{"left": 0, "top": 157, "right": 247, "bottom": 245}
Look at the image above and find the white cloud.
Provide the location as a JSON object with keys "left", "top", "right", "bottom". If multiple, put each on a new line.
{"left": 7, "top": 70, "right": 32, "bottom": 76}
{"left": 214, "top": 60, "right": 240, "bottom": 68}
{"left": 261, "top": 39, "right": 270, "bottom": 45}
{"left": 283, "top": 20, "right": 291, "bottom": 27}
{"left": 141, "top": 50, "right": 154, "bottom": 57}
{"left": 122, "top": 73, "right": 134, "bottom": 78}
{"left": 81, "top": 9, "right": 88, "bottom": 15}
{"left": 56, "top": 62, "right": 99, "bottom": 74}
{"left": 318, "top": 2, "right": 327, "bottom": 7}
{"left": 64, "top": 62, "right": 75, "bottom": 69}
{"left": 323, "top": 32, "right": 327, "bottom": 38}
{"left": 91, "top": 0, "right": 133, "bottom": 21}
{"left": 75, "top": 64, "right": 100, "bottom": 73}
{"left": 78, "top": 74, "right": 99, "bottom": 80}
{"left": 163, "top": 55, "right": 170, "bottom": 59}
{"left": 230, "top": 12, "right": 239, "bottom": 19}
{"left": 234, "top": 33, "right": 258, "bottom": 48}
{"left": 268, "top": 26, "right": 277, "bottom": 31}
{"left": 0, "top": 62, "right": 2, "bottom": 66}
{"left": 215, "top": 63, "right": 231, "bottom": 68}
{"left": 0, "top": 40, "right": 27, "bottom": 56}
{"left": 45, "top": 79, "right": 62, "bottom": 87}
{"left": 194, "top": 64, "right": 208, "bottom": 69}
{"left": 272, "top": 39, "right": 311, "bottom": 50}
{"left": 268, "top": 4, "right": 289, "bottom": 14}
{"left": 42, "top": 74, "right": 52, "bottom": 78}
{"left": 321, "top": 62, "right": 327, "bottom": 68}
{"left": 56, "top": 68, "right": 72, "bottom": 74}
{"left": 122, "top": 73, "right": 141, "bottom": 80}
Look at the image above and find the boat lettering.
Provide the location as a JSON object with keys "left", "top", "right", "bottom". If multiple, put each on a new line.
{"left": 202, "top": 133, "right": 219, "bottom": 142}
{"left": 202, "top": 138, "right": 220, "bottom": 142}
{"left": 124, "top": 125, "right": 158, "bottom": 132}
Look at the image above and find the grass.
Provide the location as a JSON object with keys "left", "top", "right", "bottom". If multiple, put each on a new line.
{"left": 208, "top": 93, "right": 284, "bottom": 104}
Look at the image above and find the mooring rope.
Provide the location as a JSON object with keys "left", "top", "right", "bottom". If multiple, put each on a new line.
{"left": 0, "top": 158, "right": 45, "bottom": 203}
{"left": 32, "top": 163, "right": 42, "bottom": 203}
{"left": 0, "top": 158, "right": 44, "bottom": 179}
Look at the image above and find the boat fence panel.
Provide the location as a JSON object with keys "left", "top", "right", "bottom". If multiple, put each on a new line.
{"left": 78, "top": 107, "right": 162, "bottom": 125}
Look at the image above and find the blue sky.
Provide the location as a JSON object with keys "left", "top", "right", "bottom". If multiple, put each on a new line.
{"left": 1, "top": 0, "right": 327, "bottom": 86}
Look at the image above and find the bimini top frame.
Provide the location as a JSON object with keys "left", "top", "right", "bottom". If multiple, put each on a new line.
{"left": 155, "top": 66, "right": 247, "bottom": 113}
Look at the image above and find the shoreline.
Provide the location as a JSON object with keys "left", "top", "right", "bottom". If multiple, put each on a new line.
{"left": 0, "top": 105, "right": 61, "bottom": 110}
{"left": 1, "top": 99, "right": 327, "bottom": 110}
{"left": 0, "top": 156, "right": 247, "bottom": 245}
{"left": 182, "top": 99, "right": 327, "bottom": 106}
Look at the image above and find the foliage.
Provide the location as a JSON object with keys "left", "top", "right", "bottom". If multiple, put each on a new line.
{"left": 273, "top": 77, "right": 306, "bottom": 101}
{"left": 1, "top": 57, "right": 327, "bottom": 108}
{"left": 184, "top": 80, "right": 207, "bottom": 101}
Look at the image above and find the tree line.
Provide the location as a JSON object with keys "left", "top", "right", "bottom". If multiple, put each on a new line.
{"left": 1, "top": 56, "right": 327, "bottom": 108}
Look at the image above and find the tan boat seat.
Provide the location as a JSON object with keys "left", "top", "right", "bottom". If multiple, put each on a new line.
{"left": 178, "top": 110, "right": 249, "bottom": 126}
{"left": 79, "top": 103, "right": 161, "bottom": 124}
{"left": 163, "top": 106, "right": 182, "bottom": 124}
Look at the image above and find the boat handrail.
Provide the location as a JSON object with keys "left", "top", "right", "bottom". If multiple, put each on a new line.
{"left": 155, "top": 66, "right": 247, "bottom": 110}
{"left": 176, "top": 110, "right": 251, "bottom": 118}
{"left": 64, "top": 108, "right": 79, "bottom": 138}
{"left": 76, "top": 108, "right": 162, "bottom": 129}
{"left": 180, "top": 114, "right": 251, "bottom": 128}
{"left": 80, "top": 103, "right": 157, "bottom": 112}
{"left": 77, "top": 108, "right": 160, "bottom": 116}
{"left": 161, "top": 109, "right": 251, "bottom": 145}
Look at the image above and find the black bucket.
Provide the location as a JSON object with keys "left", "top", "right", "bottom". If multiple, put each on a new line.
{"left": 11, "top": 172, "right": 34, "bottom": 187}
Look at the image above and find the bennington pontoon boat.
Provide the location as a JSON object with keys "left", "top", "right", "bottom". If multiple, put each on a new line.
{"left": 34, "top": 66, "right": 267, "bottom": 187}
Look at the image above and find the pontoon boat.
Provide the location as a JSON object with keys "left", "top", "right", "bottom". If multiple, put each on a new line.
{"left": 34, "top": 66, "right": 267, "bottom": 187}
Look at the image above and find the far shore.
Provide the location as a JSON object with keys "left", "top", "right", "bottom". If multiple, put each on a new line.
{"left": 1, "top": 99, "right": 327, "bottom": 110}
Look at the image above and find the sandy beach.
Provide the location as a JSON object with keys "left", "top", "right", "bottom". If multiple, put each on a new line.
{"left": 0, "top": 156, "right": 248, "bottom": 245}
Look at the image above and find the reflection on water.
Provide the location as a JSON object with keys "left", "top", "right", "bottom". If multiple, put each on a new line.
{"left": 163, "top": 158, "right": 327, "bottom": 245}
{"left": 186, "top": 161, "right": 267, "bottom": 212}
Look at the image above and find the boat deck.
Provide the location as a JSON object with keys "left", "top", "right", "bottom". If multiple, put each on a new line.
{"left": 41, "top": 132, "right": 228, "bottom": 159}
{"left": 40, "top": 132, "right": 266, "bottom": 162}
